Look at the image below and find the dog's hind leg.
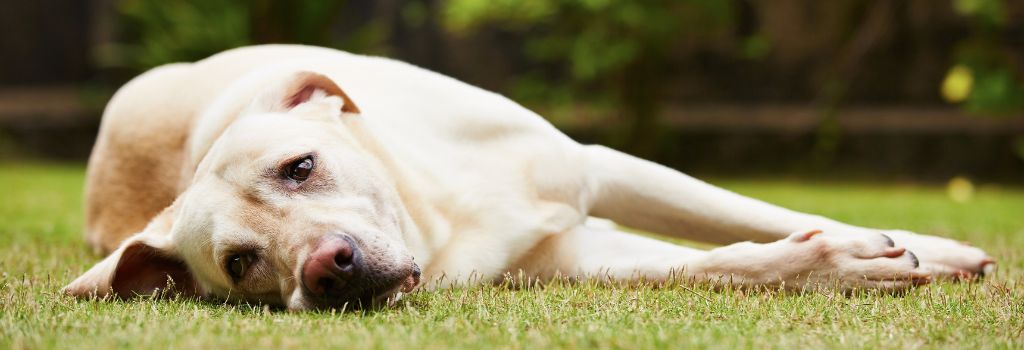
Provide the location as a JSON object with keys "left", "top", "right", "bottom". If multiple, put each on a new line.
{"left": 509, "top": 225, "right": 926, "bottom": 292}
{"left": 578, "top": 145, "right": 994, "bottom": 278}
{"left": 84, "top": 64, "right": 194, "bottom": 254}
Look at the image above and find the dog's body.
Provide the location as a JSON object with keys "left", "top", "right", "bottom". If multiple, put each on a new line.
{"left": 66, "top": 45, "right": 993, "bottom": 310}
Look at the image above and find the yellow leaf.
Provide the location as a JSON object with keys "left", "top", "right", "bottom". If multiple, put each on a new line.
{"left": 947, "top": 176, "right": 975, "bottom": 203}
{"left": 941, "top": 65, "right": 974, "bottom": 103}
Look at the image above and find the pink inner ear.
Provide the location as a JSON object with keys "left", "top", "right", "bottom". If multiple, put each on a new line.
{"left": 283, "top": 72, "right": 361, "bottom": 114}
{"left": 111, "top": 243, "right": 199, "bottom": 298}
{"left": 286, "top": 85, "right": 318, "bottom": 109}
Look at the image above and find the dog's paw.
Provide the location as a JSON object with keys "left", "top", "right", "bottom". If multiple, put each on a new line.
{"left": 881, "top": 230, "right": 995, "bottom": 281}
{"left": 707, "top": 229, "right": 930, "bottom": 292}
{"left": 784, "top": 230, "right": 931, "bottom": 291}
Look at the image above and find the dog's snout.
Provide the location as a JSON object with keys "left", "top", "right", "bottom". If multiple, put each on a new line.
{"left": 298, "top": 235, "right": 419, "bottom": 309}
{"left": 302, "top": 236, "right": 361, "bottom": 297}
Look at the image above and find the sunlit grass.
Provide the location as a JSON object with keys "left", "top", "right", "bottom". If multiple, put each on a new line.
{"left": 1, "top": 163, "right": 1022, "bottom": 349}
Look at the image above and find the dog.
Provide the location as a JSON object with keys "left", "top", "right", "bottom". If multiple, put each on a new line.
{"left": 64, "top": 45, "right": 995, "bottom": 310}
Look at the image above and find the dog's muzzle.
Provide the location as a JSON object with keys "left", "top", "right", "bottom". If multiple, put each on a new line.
{"left": 300, "top": 234, "right": 420, "bottom": 309}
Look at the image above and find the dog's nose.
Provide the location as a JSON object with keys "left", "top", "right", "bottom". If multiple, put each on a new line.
{"left": 302, "top": 235, "right": 361, "bottom": 297}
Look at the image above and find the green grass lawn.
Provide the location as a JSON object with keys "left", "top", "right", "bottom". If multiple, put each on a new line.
{"left": 1, "top": 163, "right": 1022, "bottom": 349}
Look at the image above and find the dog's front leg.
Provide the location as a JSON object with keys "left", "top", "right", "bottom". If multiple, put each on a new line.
{"left": 512, "top": 225, "right": 927, "bottom": 292}
{"left": 581, "top": 145, "right": 854, "bottom": 243}
{"left": 579, "top": 145, "right": 994, "bottom": 279}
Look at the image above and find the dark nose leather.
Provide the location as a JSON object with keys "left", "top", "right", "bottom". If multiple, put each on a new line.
{"left": 302, "top": 235, "right": 360, "bottom": 297}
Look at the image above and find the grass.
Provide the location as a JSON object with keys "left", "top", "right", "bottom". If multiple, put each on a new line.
{"left": 1, "top": 163, "right": 1022, "bottom": 349}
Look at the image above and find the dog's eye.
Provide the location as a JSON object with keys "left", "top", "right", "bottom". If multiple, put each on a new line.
{"left": 226, "top": 254, "right": 255, "bottom": 281}
{"left": 285, "top": 156, "right": 314, "bottom": 182}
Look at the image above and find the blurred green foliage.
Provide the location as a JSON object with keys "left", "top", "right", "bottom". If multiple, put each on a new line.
{"left": 101, "top": 0, "right": 251, "bottom": 70}
{"left": 440, "top": 0, "right": 1023, "bottom": 162}
{"left": 948, "top": 0, "right": 1024, "bottom": 115}
{"left": 444, "top": 0, "right": 734, "bottom": 83}
{"left": 442, "top": 0, "right": 736, "bottom": 153}
{"left": 100, "top": 0, "right": 386, "bottom": 72}
{"left": 103, "top": 0, "right": 1024, "bottom": 120}
{"left": 96, "top": 0, "right": 1022, "bottom": 162}
{"left": 954, "top": 0, "right": 1008, "bottom": 26}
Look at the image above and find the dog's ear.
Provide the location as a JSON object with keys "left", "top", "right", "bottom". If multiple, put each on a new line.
{"left": 250, "top": 70, "right": 360, "bottom": 115}
{"left": 63, "top": 206, "right": 199, "bottom": 299}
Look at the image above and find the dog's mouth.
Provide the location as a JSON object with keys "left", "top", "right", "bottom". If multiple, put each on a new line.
{"left": 369, "top": 267, "right": 421, "bottom": 307}
{"left": 313, "top": 262, "right": 421, "bottom": 310}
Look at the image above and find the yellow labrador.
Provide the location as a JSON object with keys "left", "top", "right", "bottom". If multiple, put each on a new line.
{"left": 64, "top": 45, "right": 994, "bottom": 310}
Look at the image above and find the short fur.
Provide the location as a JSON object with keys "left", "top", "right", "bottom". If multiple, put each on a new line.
{"left": 65, "top": 45, "right": 994, "bottom": 310}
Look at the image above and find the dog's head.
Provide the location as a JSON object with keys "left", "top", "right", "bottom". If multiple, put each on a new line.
{"left": 64, "top": 71, "right": 420, "bottom": 310}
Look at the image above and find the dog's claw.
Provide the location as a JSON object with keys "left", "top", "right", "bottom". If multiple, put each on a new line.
{"left": 980, "top": 259, "right": 996, "bottom": 276}
{"left": 906, "top": 251, "right": 919, "bottom": 268}
{"left": 881, "top": 234, "right": 895, "bottom": 247}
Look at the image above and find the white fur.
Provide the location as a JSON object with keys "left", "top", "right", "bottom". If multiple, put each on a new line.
{"left": 66, "top": 45, "right": 994, "bottom": 309}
